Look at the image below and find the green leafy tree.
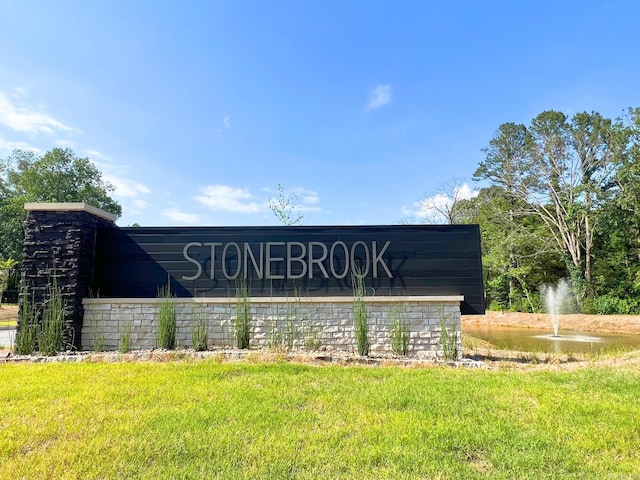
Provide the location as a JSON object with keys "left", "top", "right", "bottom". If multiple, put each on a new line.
{"left": 0, "top": 258, "right": 19, "bottom": 308}
{"left": 588, "top": 107, "right": 640, "bottom": 310}
{"left": 0, "top": 148, "right": 121, "bottom": 260}
{"left": 475, "top": 122, "right": 532, "bottom": 304}
{"left": 475, "top": 111, "right": 626, "bottom": 304}
{"left": 459, "top": 187, "right": 563, "bottom": 312}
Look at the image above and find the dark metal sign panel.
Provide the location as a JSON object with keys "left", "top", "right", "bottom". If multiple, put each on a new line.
{"left": 93, "top": 225, "right": 485, "bottom": 314}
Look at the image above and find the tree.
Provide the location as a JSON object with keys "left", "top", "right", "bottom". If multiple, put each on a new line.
{"left": 417, "top": 178, "right": 477, "bottom": 224}
{"left": 615, "top": 108, "right": 640, "bottom": 218}
{"left": 0, "top": 258, "right": 19, "bottom": 308}
{"left": 475, "top": 111, "right": 625, "bottom": 303}
{"left": 475, "top": 123, "right": 532, "bottom": 305}
{"left": 459, "top": 187, "right": 563, "bottom": 312}
{"left": 268, "top": 182, "right": 303, "bottom": 226}
{"left": 590, "top": 107, "right": 640, "bottom": 308}
{"left": 0, "top": 148, "right": 122, "bottom": 260}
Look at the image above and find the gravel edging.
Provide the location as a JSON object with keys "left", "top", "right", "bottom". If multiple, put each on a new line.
{"left": 0, "top": 348, "right": 488, "bottom": 369}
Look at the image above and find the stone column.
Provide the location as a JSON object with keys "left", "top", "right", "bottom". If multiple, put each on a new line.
{"left": 21, "top": 203, "right": 117, "bottom": 351}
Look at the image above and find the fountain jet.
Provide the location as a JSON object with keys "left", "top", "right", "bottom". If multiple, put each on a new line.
{"left": 541, "top": 279, "right": 572, "bottom": 337}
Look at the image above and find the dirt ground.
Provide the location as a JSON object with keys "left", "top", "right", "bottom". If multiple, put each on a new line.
{"left": 0, "top": 304, "right": 18, "bottom": 322}
{"left": 461, "top": 310, "right": 640, "bottom": 335}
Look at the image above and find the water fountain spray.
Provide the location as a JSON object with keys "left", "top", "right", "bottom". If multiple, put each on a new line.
{"left": 541, "top": 279, "right": 572, "bottom": 337}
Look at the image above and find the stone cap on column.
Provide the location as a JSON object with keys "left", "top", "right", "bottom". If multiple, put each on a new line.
{"left": 24, "top": 202, "right": 117, "bottom": 223}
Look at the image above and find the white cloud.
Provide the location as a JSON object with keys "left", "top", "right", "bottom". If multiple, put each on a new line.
{"left": 410, "top": 183, "right": 479, "bottom": 222}
{"left": 0, "top": 139, "right": 41, "bottom": 154}
{"left": 0, "top": 91, "right": 73, "bottom": 134}
{"left": 133, "top": 199, "right": 150, "bottom": 210}
{"left": 162, "top": 208, "right": 200, "bottom": 224}
{"left": 272, "top": 186, "right": 323, "bottom": 213}
{"left": 195, "top": 184, "right": 264, "bottom": 213}
{"left": 292, "top": 187, "right": 320, "bottom": 206}
{"left": 366, "top": 85, "right": 392, "bottom": 111}
{"left": 54, "top": 139, "right": 76, "bottom": 148}
{"left": 86, "top": 149, "right": 108, "bottom": 160}
{"left": 103, "top": 173, "right": 151, "bottom": 199}
{"left": 217, "top": 116, "right": 232, "bottom": 133}
{"left": 88, "top": 150, "right": 151, "bottom": 200}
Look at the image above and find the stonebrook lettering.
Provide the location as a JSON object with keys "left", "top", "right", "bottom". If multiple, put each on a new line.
{"left": 182, "top": 240, "right": 393, "bottom": 281}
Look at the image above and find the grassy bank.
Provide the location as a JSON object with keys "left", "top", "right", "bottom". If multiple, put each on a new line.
{"left": 1, "top": 361, "right": 639, "bottom": 479}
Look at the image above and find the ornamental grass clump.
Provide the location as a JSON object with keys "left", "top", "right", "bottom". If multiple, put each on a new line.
{"left": 352, "top": 272, "right": 369, "bottom": 356}
{"left": 268, "top": 302, "right": 297, "bottom": 351}
{"left": 157, "top": 284, "right": 177, "bottom": 350}
{"left": 191, "top": 309, "right": 208, "bottom": 351}
{"left": 390, "top": 304, "right": 409, "bottom": 355}
{"left": 92, "top": 316, "right": 105, "bottom": 352}
{"left": 440, "top": 309, "right": 459, "bottom": 361}
{"left": 38, "top": 278, "right": 64, "bottom": 356}
{"left": 14, "top": 292, "right": 36, "bottom": 355}
{"left": 235, "top": 280, "right": 251, "bottom": 349}
{"left": 119, "top": 320, "right": 132, "bottom": 353}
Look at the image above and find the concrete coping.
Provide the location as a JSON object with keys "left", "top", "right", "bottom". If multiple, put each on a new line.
{"left": 24, "top": 202, "right": 117, "bottom": 222}
{"left": 83, "top": 295, "right": 464, "bottom": 305}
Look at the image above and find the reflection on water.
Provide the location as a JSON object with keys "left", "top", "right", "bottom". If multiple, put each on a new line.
{"left": 463, "top": 325, "right": 640, "bottom": 354}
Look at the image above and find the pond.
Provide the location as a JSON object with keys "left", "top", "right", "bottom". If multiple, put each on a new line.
{"left": 463, "top": 325, "right": 640, "bottom": 354}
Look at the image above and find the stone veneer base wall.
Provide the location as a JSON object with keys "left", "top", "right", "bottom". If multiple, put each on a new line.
{"left": 82, "top": 296, "right": 462, "bottom": 358}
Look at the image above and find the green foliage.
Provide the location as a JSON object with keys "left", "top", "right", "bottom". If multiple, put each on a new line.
{"left": 439, "top": 312, "right": 459, "bottom": 361}
{"left": 0, "top": 148, "right": 121, "bottom": 260}
{"left": 157, "top": 284, "right": 177, "bottom": 350}
{"left": 0, "top": 258, "right": 18, "bottom": 308}
{"left": 267, "top": 300, "right": 298, "bottom": 351}
{"left": 352, "top": 273, "right": 369, "bottom": 356}
{"left": 474, "top": 110, "right": 630, "bottom": 307}
{"left": 590, "top": 294, "right": 637, "bottom": 315}
{"left": 92, "top": 316, "right": 105, "bottom": 352}
{"left": 235, "top": 280, "right": 251, "bottom": 349}
{"left": 13, "top": 292, "right": 36, "bottom": 355}
{"left": 389, "top": 304, "right": 409, "bottom": 355}
{"left": 468, "top": 107, "right": 640, "bottom": 310}
{"left": 267, "top": 182, "right": 303, "bottom": 226}
{"left": 302, "top": 322, "right": 322, "bottom": 351}
{"left": 191, "top": 310, "right": 208, "bottom": 351}
{"left": 462, "top": 186, "right": 565, "bottom": 312}
{"left": 37, "top": 278, "right": 64, "bottom": 356}
{"left": 119, "top": 320, "right": 133, "bottom": 353}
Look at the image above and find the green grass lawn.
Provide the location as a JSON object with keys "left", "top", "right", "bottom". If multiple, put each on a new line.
{"left": 1, "top": 361, "right": 639, "bottom": 479}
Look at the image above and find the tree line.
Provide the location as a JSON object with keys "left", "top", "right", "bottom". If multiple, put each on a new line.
{"left": 457, "top": 108, "right": 640, "bottom": 314}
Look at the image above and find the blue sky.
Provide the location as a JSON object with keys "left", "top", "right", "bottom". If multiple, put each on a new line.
{"left": 1, "top": 0, "right": 638, "bottom": 227}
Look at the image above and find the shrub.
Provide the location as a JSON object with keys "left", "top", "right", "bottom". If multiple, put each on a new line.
{"left": 592, "top": 295, "right": 631, "bottom": 315}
